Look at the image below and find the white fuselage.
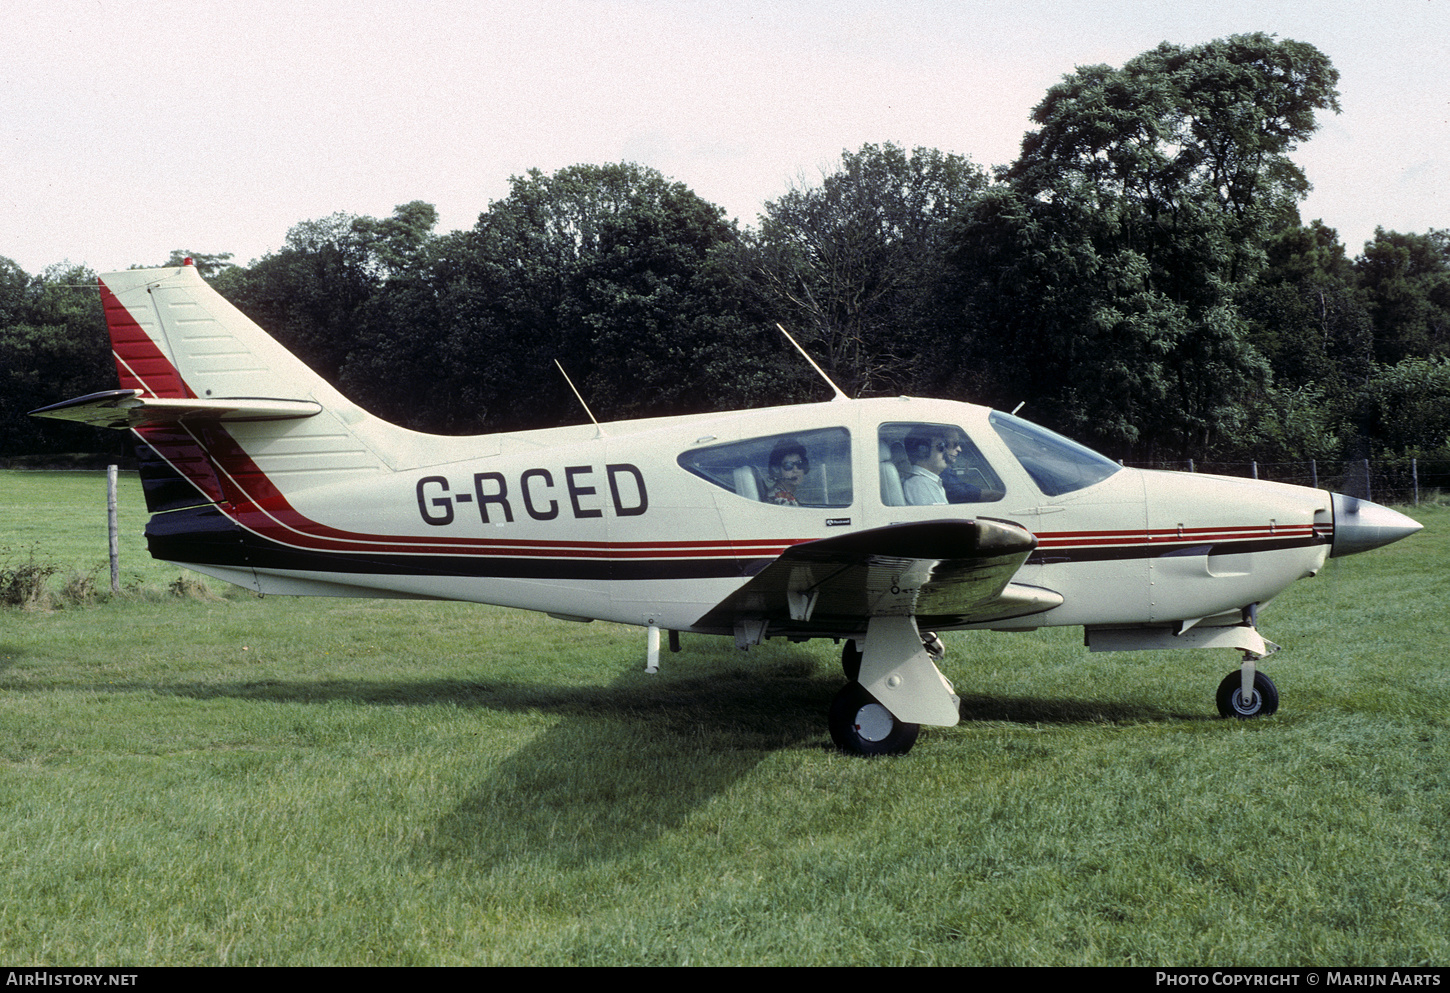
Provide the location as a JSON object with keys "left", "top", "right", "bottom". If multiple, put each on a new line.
{"left": 179, "top": 395, "right": 1336, "bottom": 640}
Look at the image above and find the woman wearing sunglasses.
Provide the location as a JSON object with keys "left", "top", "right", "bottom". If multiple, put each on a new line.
{"left": 766, "top": 440, "right": 810, "bottom": 506}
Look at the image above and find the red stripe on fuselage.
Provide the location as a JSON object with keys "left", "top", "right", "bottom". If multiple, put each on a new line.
{"left": 1038, "top": 525, "right": 1318, "bottom": 546}
{"left": 138, "top": 420, "right": 798, "bottom": 562}
{"left": 149, "top": 415, "right": 1320, "bottom": 566}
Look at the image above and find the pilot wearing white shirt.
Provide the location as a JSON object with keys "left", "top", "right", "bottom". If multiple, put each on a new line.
{"left": 902, "top": 430, "right": 962, "bottom": 505}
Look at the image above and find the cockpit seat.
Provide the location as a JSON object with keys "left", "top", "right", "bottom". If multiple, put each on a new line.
{"left": 733, "top": 465, "right": 763, "bottom": 501}
{"left": 879, "top": 440, "right": 905, "bottom": 506}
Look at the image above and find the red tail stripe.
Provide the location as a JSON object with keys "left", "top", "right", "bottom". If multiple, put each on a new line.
{"left": 100, "top": 279, "right": 195, "bottom": 400}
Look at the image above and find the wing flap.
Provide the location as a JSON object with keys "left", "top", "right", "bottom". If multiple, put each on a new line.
{"left": 694, "top": 519, "right": 1062, "bottom": 634}
{"left": 29, "top": 390, "right": 322, "bottom": 429}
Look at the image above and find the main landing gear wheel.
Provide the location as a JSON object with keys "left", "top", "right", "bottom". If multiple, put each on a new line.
{"left": 829, "top": 682, "right": 920, "bottom": 756}
{"left": 1216, "top": 670, "right": 1280, "bottom": 718}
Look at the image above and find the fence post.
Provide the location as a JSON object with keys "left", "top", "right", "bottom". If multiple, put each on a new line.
{"left": 1364, "top": 459, "right": 1372, "bottom": 503}
{"left": 1188, "top": 458, "right": 1195, "bottom": 473}
{"left": 107, "top": 465, "right": 120, "bottom": 593}
{"left": 1413, "top": 458, "right": 1419, "bottom": 506}
{"left": 1251, "top": 461, "right": 1258, "bottom": 480}
{"left": 1311, "top": 459, "right": 1318, "bottom": 490}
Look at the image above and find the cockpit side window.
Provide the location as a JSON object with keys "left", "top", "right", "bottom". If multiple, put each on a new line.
{"left": 677, "top": 427, "right": 852, "bottom": 508}
{"left": 877, "top": 422, "right": 1005, "bottom": 506}
{"left": 988, "top": 411, "right": 1120, "bottom": 496}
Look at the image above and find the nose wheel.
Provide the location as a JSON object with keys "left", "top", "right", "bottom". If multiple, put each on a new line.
{"left": 1216, "top": 669, "right": 1279, "bottom": 718}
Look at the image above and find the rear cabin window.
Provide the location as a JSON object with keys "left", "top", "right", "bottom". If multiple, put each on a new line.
{"left": 878, "top": 422, "right": 1005, "bottom": 507}
{"left": 677, "top": 428, "right": 852, "bottom": 508}
{"left": 988, "top": 411, "right": 1120, "bottom": 496}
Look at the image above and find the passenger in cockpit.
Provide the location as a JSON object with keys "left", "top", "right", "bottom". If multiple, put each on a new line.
{"left": 765, "top": 439, "right": 809, "bottom": 506}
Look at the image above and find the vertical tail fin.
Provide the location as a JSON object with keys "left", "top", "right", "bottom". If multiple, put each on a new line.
{"left": 101, "top": 262, "right": 356, "bottom": 409}
{"left": 32, "top": 262, "right": 499, "bottom": 595}
{"left": 98, "top": 262, "right": 495, "bottom": 477}
{"left": 97, "top": 262, "right": 394, "bottom": 512}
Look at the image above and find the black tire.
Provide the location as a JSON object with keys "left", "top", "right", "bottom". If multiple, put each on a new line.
{"left": 828, "top": 682, "right": 920, "bottom": 756}
{"left": 841, "top": 639, "right": 863, "bottom": 682}
{"left": 1216, "top": 670, "right": 1280, "bottom": 718}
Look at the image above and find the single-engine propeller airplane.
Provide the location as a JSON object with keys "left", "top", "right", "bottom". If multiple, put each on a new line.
{"left": 32, "top": 262, "right": 1423, "bottom": 754}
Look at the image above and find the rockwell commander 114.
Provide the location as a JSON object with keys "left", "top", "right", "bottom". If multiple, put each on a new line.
{"left": 32, "top": 261, "right": 1422, "bottom": 755}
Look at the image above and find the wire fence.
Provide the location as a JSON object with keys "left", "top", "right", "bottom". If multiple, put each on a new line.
{"left": 1122, "top": 458, "right": 1450, "bottom": 506}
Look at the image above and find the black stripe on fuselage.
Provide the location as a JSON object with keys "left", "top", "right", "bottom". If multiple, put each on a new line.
{"left": 145, "top": 506, "right": 1329, "bottom": 584}
{"left": 144, "top": 507, "right": 767, "bottom": 582}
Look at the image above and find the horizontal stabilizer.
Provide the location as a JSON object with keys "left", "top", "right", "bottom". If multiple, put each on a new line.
{"left": 29, "top": 390, "right": 322, "bottom": 430}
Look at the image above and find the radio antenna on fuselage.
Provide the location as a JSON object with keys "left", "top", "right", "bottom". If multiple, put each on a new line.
{"left": 554, "top": 360, "right": 607, "bottom": 438}
{"left": 776, "top": 323, "right": 849, "bottom": 401}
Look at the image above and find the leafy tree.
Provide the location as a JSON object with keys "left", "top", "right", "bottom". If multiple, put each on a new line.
{"left": 1010, "top": 34, "right": 1339, "bottom": 286}
{"left": 1354, "top": 227, "right": 1450, "bottom": 364}
{"left": 0, "top": 262, "right": 115, "bottom": 457}
{"left": 343, "top": 165, "right": 742, "bottom": 433}
{"left": 741, "top": 143, "right": 987, "bottom": 398}
{"left": 1355, "top": 356, "right": 1450, "bottom": 461}
{"left": 1239, "top": 220, "right": 1372, "bottom": 399}
{"left": 1218, "top": 382, "right": 1342, "bottom": 464}
{"left": 351, "top": 200, "right": 441, "bottom": 276}
{"left": 0, "top": 257, "right": 32, "bottom": 328}
{"left": 950, "top": 34, "right": 1340, "bottom": 457}
{"left": 559, "top": 165, "right": 741, "bottom": 415}
{"left": 215, "top": 202, "right": 439, "bottom": 383}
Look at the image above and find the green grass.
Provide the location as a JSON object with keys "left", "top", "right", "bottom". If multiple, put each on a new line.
{"left": 1, "top": 470, "right": 1447, "bottom": 965}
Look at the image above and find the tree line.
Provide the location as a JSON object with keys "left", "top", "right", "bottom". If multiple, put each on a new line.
{"left": 4, "top": 33, "right": 1448, "bottom": 472}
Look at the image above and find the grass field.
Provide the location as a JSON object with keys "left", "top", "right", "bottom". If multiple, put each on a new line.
{"left": 2, "top": 469, "right": 1447, "bottom": 966}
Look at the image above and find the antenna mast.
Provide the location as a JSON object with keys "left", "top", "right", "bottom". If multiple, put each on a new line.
{"left": 555, "top": 360, "right": 606, "bottom": 437}
{"left": 775, "top": 323, "right": 849, "bottom": 401}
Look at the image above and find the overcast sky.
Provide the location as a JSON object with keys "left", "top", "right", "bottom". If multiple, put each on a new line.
{"left": 2, "top": 0, "right": 1445, "bottom": 275}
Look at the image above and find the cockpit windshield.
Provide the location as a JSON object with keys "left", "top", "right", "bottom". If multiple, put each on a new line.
{"left": 988, "top": 411, "right": 1120, "bottom": 497}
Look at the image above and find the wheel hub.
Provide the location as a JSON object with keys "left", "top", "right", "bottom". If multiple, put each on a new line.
{"left": 1229, "top": 689, "right": 1261, "bottom": 716}
{"left": 853, "top": 703, "right": 895, "bottom": 742}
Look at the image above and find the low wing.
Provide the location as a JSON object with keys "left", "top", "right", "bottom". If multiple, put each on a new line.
{"left": 29, "top": 389, "right": 321, "bottom": 429}
{"left": 694, "top": 519, "right": 1062, "bottom": 636}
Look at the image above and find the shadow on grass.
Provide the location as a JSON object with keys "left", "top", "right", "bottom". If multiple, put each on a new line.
{"left": 12, "top": 647, "right": 838, "bottom": 866}
{"left": 425, "top": 666, "right": 842, "bottom": 868}
{"left": 956, "top": 692, "right": 1213, "bottom": 725}
{"left": 7, "top": 646, "right": 1212, "bottom": 867}
{"left": 37, "top": 668, "right": 1208, "bottom": 729}
{"left": 419, "top": 678, "right": 1210, "bottom": 868}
